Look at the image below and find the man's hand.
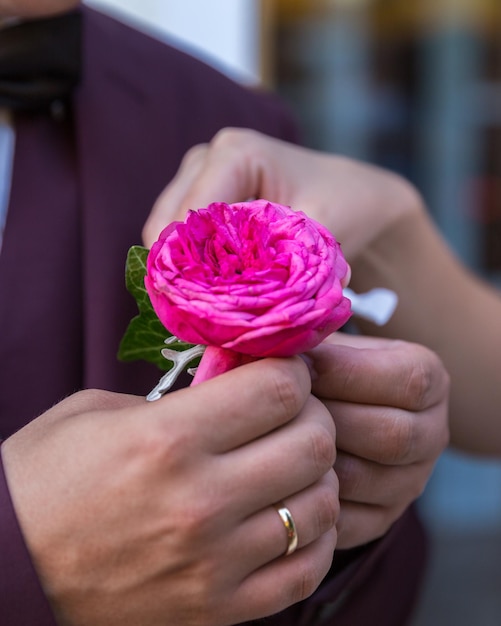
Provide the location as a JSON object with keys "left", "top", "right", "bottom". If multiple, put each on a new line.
{"left": 2, "top": 357, "right": 338, "bottom": 626}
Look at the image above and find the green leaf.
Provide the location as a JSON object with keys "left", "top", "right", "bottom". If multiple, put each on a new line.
{"left": 124, "top": 246, "right": 153, "bottom": 313}
{"left": 118, "top": 311, "right": 175, "bottom": 371}
{"left": 118, "top": 245, "right": 197, "bottom": 371}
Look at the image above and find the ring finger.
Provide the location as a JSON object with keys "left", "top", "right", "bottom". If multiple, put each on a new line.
{"left": 220, "top": 469, "right": 339, "bottom": 581}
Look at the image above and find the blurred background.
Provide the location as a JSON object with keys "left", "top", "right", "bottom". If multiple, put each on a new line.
{"left": 86, "top": 1, "right": 501, "bottom": 623}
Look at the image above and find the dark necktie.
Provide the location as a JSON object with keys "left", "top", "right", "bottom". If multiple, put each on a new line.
{"left": 0, "top": 11, "right": 81, "bottom": 112}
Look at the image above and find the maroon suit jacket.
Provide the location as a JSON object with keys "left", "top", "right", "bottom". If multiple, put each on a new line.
{"left": 0, "top": 6, "right": 427, "bottom": 625}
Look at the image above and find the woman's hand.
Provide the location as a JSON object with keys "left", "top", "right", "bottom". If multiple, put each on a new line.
{"left": 143, "top": 127, "right": 422, "bottom": 261}
{"left": 307, "top": 333, "right": 450, "bottom": 549}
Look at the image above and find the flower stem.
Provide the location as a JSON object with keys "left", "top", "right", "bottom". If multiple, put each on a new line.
{"left": 191, "top": 346, "right": 256, "bottom": 386}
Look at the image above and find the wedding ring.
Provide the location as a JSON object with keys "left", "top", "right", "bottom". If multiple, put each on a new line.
{"left": 275, "top": 502, "right": 298, "bottom": 556}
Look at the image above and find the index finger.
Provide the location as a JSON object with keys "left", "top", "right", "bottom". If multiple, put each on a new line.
{"left": 143, "top": 143, "right": 209, "bottom": 246}
{"left": 172, "top": 128, "right": 283, "bottom": 213}
{"left": 147, "top": 356, "right": 312, "bottom": 452}
{"left": 143, "top": 128, "right": 294, "bottom": 248}
{"left": 308, "top": 335, "right": 450, "bottom": 411}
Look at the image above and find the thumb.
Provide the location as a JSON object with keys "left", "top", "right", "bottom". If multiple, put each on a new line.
{"left": 142, "top": 143, "right": 210, "bottom": 247}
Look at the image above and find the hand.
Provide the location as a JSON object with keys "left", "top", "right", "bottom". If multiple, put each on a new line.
{"left": 306, "top": 334, "right": 450, "bottom": 549}
{"left": 143, "top": 127, "right": 422, "bottom": 260}
{"left": 1, "top": 357, "right": 338, "bottom": 626}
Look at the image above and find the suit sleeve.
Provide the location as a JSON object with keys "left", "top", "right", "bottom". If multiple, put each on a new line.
{"left": 0, "top": 446, "right": 57, "bottom": 626}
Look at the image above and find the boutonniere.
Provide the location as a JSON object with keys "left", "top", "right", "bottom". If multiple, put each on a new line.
{"left": 119, "top": 200, "right": 396, "bottom": 400}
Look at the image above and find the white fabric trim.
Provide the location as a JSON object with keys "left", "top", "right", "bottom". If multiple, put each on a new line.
{"left": 0, "top": 109, "right": 15, "bottom": 252}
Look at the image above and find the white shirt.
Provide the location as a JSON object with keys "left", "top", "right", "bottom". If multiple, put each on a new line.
{"left": 0, "top": 109, "right": 15, "bottom": 252}
{"left": 0, "top": 18, "right": 22, "bottom": 251}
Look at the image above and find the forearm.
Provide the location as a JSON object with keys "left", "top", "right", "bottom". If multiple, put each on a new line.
{"left": 349, "top": 202, "right": 501, "bottom": 455}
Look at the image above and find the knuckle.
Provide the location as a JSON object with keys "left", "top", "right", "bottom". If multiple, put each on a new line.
{"left": 181, "top": 142, "right": 207, "bottom": 168}
{"left": 65, "top": 388, "right": 122, "bottom": 413}
{"left": 380, "top": 412, "right": 415, "bottom": 464}
{"left": 135, "top": 424, "right": 169, "bottom": 460}
{"left": 335, "top": 454, "right": 366, "bottom": 499}
{"left": 402, "top": 356, "right": 432, "bottom": 410}
{"left": 74, "top": 388, "right": 105, "bottom": 404}
{"left": 314, "top": 483, "right": 340, "bottom": 533}
{"left": 288, "top": 564, "right": 325, "bottom": 604}
{"left": 165, "top": 489, "right": 223, "bottom": 551}
{"left": 211, "top": 126, "right": 256, "bottom": 152}
{"left": 399, "top": 342, "right": 450, "bottom": 410}
{"left": 308, "top": 425, "right": 336, "bottom": 473}
{"left": 179, "top": 498, "right": 219, "bottom": 544}
{"left": 271, "top": 367, "right": 305, "bottom": 421}
{"left": 136, "top": 420, "right": 193, "bottom": 470}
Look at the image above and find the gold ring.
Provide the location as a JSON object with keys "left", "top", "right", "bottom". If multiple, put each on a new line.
{"left": 275, "top": 502, "right": 298, "bottom": 556}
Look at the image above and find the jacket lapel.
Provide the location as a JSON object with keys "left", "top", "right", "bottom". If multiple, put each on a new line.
{"left": 0, "top": 111, "right": 82, "bottom": 435}
{"left": 73, "top": 6, "right": 165, "bottom": 394}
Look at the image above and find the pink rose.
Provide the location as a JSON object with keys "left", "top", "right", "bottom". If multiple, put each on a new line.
{"left": 145, "top": 200, "right": 351, "bottom": 361}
